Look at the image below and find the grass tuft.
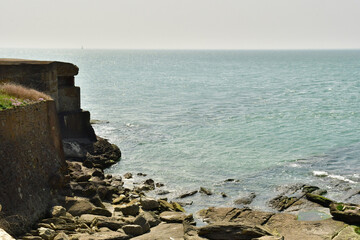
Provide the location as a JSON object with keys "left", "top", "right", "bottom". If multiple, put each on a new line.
{"left": 0, "top": 83, "right": 52, "bottom": 110}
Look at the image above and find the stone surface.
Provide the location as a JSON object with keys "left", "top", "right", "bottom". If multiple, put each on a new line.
{"left": 53, "top": 232, "right": 70, "bottom": 240}
{"left": 122, "top": 224, "right": 143, "bottom": 237}
{"left": 70, "top": 230, "right": 129, "bottom": 240}
{"left": 134, "top": 215, "right": 150, "bottom": 234}
{"left": 131, "top": 223, "right": 184, "bottom": 240}
{"left": 330, "top": 202, "right": 360, "bottom": 225}
{"left": 93, "top": 217, "right": 125, "bottom": 231}
{"left": 159, "top": 211, "right": 187, "bottom": 223}
{"left": 114, "top": 204, "right": 140, "bottom": 216}
{"left": 38, "top": 227, "right": 56, "bottom": 240}
{"left": 65, "top": 197, "right": 95, "bottom": 216}
{"left": 91, "top": 207, "right": 112, "bottom": 217}
{"left": 140, "top": 198, "right": 160, "bottom": 210}
{"left": 199, "top": 187, "right": 212, "bottom": 195}
{"left": 137, "top": 211, "right": 161, "bottom": 227}
{"left": 51, "top": 206, "right": 67, "bottom": 218}
{"left": 0, "top": 228, "right": 15, "bottom": 240}
{"left": 234, "top": 192, "right": 256, "bottom": 205}
{"left": 197, "top": 222, "right": 272, "bottom": 240}
{"left": 178, "top": 190, "right": 198, "bottom": 199}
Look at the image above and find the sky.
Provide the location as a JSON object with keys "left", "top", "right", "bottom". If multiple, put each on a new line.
{"left": 1, "top": 0, "right": 360, "bottom": 49}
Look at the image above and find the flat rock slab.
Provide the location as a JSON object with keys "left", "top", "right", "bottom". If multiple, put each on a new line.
{"left": 131, "top": 223, "right": 184, "bottom": 240}
{"left": 264, "top": 213, "right": 347, "bottom": 240}
{"left": 70, "top": 231, "right": 129, "bottom": 240}
{"left": 159, "top": 211, "right": 187, "bottom": 223}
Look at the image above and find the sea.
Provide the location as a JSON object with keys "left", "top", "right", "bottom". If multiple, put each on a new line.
{"left": 1, "top": 49, "right": 360, "bottom": 213}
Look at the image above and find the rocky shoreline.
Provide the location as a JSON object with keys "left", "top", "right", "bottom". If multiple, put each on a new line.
{"left": 14, "top": 138, "right": 360, "bottom": 240}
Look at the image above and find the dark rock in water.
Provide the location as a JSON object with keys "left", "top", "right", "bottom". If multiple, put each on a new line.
{"left": 197, "top": 222, "right": 272, "bottom": 239}
{"left": 143, "top": 179, "right": 155, "bottom": 190}
{"left": 178, "top": 190, "right": 198, "bottom": 199}
{"left": 220, "top": 192, "right": 227, "bottom": 198}
{"left": 330, "top": 202, "right": 360, "bottom": 225}
{"left": 302, "top": 186, "right": 320, "bottom": 193}
{"left": 199, "top": 187, "right": 212, "bottom": 195}
{"left": 137, "top": 173, "right": 147, "bottom": 177}
{"left": 155, "top": 182, "right": 164, "bottom": 188}
{"left": 269, "top": 196, "right": 299, "bottom": 211}
{"left": 156, "top": 190, "right": 170, "bottom": 195}
{"left": 224, "top": 179, "right": 240, "bottom": 183}
{"left": 177, "top": 201, "right": 193, "bottom": 207}
{"left": 234, "top": 193, "right": 256, "bottom": 205}
{"left": 305, "top": 193, "right": 333, "bottom": 207}
{"left": 124, "top": 173, "right": 133, "bottom": 179}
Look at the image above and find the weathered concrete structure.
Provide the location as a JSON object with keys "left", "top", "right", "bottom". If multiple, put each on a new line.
{"left": 0, "top": 59, "right": 96, "bottom": 141}
{"left": 0, "top": 101, "right": 67, "bottom": 235}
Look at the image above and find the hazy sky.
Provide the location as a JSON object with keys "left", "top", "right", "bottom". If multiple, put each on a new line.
{"left": 1, "top": 0, "right": 360, "bottom": 49}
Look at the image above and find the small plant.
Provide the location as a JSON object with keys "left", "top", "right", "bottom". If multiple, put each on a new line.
{"left": 336, "top": 203, "right": 345, "bottom": 211}
{"left": 355, "top": 226, "right": 360, "bottom": 235}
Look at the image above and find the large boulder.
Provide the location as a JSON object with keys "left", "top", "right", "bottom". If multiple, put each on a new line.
{"left": 329, "top": 202, "right": 360, "bottom": 225}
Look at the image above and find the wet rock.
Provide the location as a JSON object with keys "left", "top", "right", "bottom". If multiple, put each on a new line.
{"left": 268, "top": 196, "right": 299, "bottom": 211}
{"left": 302, "top": 185, "right": 320, "bottom": 193}
{"left": 329, "top": 202, "right": 360, "bottom": 225}
{"left": 51, "top": 206, "right": 66, "bottom": 217}
{"left": 143, "top": 179, "right": 155, "bottom": 190}
{"left": 220, "top": 192, "right": 227, "bottom": 198}
{"left": 234, "top": 192, "right": 256, "bottom": 205}
{"left": 158, "top": 199, "right": 175, "bottom": 211}
{"left": 137, "top": 173, "right": 147, "bottom": 177}
{"left": 305, "top": 193, "right": 334, "bottom": 207}
{"left": 199, "top": 187, "right": 212, "bottom": 195}
{"left": 38, "top": 227, "right": 56, "bottom": 240}
{"left": 123, "top": 173, "right": 133, "bottom": 179}
{"left": 122, "top": 225, "right": 143, "bottom": 236}
{"left": 140, "top": 197, "right": 159, "bottom": 210}
{"left": 155, "top": 182, "right": 164, "bottom": 187}
{"left": 159, "top": 211, "right": 187, "bottom": 223}
{"left": 172, "top": 201, "right": 185, "bottom": 212}
{"left": 197, "top": 222, "right": 272, "bottom": 239}
{"left": 178, "top": 190, "right": 198, "bottom": 199}
{"left": 224, "top": 179, "right": 240, "bottom": 183}
{"left": 156, "top": 190, "right": 170, "bottom": 195}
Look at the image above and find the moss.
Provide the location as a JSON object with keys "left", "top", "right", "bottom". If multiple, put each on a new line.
{"left": 355, "top": 226, "right": 360, "bottom": 235}
{"left": 305, "top": 193, "right": 333, "bottom": 207}
{"left": 336, "top": 203, "right": 345, "bottom": 211}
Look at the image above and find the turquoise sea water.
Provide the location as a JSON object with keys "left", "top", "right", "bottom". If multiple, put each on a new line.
{"left": 1, "top": 49, "right": 360, "bottom": 212}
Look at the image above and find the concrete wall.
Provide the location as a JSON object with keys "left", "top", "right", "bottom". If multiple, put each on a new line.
{"left": 0, "top": 101, "right": 68, "bottom": 236}
{"left": 0, "top": 59, "right": 96, "bottom": 141}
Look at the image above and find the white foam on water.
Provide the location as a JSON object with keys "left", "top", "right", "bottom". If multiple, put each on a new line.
{"left": 328, "top": 174, "right": 357, "bottom": 184}
{"left": 313, "top": 171, "right": 329, "bottom": 177}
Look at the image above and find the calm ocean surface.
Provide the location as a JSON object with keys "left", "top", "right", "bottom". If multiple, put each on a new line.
{"left": 2, "top": 49, "right": 360, "bottom": 212}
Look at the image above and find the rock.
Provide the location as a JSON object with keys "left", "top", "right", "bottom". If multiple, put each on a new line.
{"left": 156, "top": 190, "right": 170, "bottom": 195}
{"left": 140, "top": 197, "right": 159, "bottom": 210}
{"left": 264, "top": 212, "right": 346, "bottom": 240}
{"left": 329, "top": 202, "right": 360, "bottom": 225}
{"left": 234, "top": 192, "right": 256, "bottom": 205}
{"left": 122, "top": 225, "right": 143, "bottom": 236}
{"left": 79, "top": 214, "right": 100, "bottom": 225}
{"left": 90, "top": 195, "right": 106, "bottom": 208}
{"left": 65, "top": 197, "right": 96, "bottom": 216}
{"left": 305, "top": 193, "right": 334, "bottom": 207}
{"left": 53, "top": 232, "right": 70, "bottom": 240}
{"left": 114, "top": 203, "right": 140, "bottom": 216}
{"left": 134, "top": 215, "right": 150, "bottom": 234}
{"left": 0, "top": 228, "right": 15, "bottom": 240}
{"left": 199, "top": 187, "right": 212, "bottom": 195}
{"left": 159, "top": 211, "right": 187, "bottom": 223}
{"left": 178, "top": 190, "right": 198, "bottom": 199}
{"left": 143, "top": 179, "right": 155, "bottom": 190}
{"left": 124, "top": 173, "right": 133, "bottom": 179}
{"left": 332, "top": 225, "right": 360, "bottom": 240}
{"left": 137, "top": 173, "right": 147, "bottom": 177}
{"left": 172, "top": 201, "right": 185, "bottom": 212}
{"left": 93, "top": 217, "right": 125, "bottom": 231}
{"left": 131, "top": 223, "right": 184, "bottom": 240}
{"left": 91, "top": 207, "right": 112, "bottom": 217}
{"left": 158, "top": 199, "right": 175, "bottom": 211}
{"left": 197, "top": 207, "right": 274, "bottom": 226}
{"left": 155, "top": 182, "right": 164, "bottom": 187}
{"left": 113, "top": 195, "right": 127, "bottom": 205}
{"left": 197, "top": 222, "right": 272, "bottom": 239}
{"left": 38, "top": 227, "right": 56, "bottom": 240}
{"left": 70, "top": 230, "right": 129, "bottom": 240}
{"left": 302, "top": 185, "right": 320, "bottom": 193}
{"left": 137, "top": 211, "right": 160, "bottom": 227}
{"left": 51, "top": 206, "right": 66, "bottom": 217}
{"left": 220, "top": 192, "right": 227, "bottom": 198}
{"left": 268, "top": 195, "right": 299, "bottom": 211}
